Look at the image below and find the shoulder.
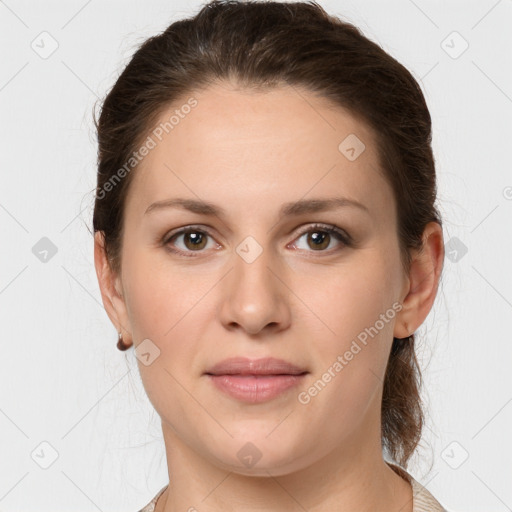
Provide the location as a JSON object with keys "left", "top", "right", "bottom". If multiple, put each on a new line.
{"left": 386, "top": 461, "right": 448, "bottom": 512}
{"left": 137, "top": 471, "right": 452, "bottom": 512}
{"left": 136, "top": 485, "right": 168, "bottom": 512}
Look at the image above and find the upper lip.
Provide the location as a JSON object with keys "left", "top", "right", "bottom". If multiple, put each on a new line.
{"left": 205, "top": 357, "right": 308, "bottom": 376}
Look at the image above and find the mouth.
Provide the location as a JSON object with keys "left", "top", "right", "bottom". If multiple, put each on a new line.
{"left": 204, "top": 357, "right": 309, "bottom": 403}
{"left": 205, "top": 356, "right": 308, "bottom": 376}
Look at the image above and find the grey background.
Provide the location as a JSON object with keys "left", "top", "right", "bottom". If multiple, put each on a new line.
{"left": 1, "top": 0, "right": 511, "bottom": 510}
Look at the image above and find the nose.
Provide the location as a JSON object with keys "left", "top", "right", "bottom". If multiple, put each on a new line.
{"left": 218, "top": 243, "right": 291, "bottom": 336}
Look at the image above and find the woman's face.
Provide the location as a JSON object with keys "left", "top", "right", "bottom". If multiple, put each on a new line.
{"left": 104, "top": 83, "right": 412, "bottom": 475}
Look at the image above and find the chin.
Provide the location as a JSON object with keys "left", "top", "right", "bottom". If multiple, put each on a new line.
{"left": 206, "top": 433, "right": 310, "bottom": 477}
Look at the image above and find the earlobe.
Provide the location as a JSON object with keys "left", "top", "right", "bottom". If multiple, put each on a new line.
{"left": 393, "top": 222, "right": 445, "bottom": 339}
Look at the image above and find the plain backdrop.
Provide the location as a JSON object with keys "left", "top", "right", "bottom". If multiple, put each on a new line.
{"left": 1, "top": 0, "right": 511, "bottom": 511}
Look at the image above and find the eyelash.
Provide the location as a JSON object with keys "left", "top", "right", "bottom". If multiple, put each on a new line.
{"left": 162, "top": 223, "right": 352, "bottom": 258}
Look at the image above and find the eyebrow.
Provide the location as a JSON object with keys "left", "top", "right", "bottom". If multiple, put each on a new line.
{"left": 144, "top": 196, "right": 370, "bottom": 217}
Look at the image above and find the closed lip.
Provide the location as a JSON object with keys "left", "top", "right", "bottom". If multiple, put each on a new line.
{"left": 205, "top": 357, "right": 308, "bottom": 376}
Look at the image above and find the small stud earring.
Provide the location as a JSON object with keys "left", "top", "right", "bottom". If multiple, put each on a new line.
{"left": 117, "top": 331, "right": 131, "bottom": 351}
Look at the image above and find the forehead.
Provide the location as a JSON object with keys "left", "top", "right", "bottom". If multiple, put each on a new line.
{"left": 125, "top": 82, "right": 393, "bottom": 221}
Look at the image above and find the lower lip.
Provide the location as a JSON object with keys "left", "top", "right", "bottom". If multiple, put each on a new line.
{"left": 207, "top": 374, "right": 307, "bottom": 403}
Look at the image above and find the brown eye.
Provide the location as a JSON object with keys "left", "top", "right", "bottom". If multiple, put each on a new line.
{"left": 164, "top": 227, "right": 215, "bottom": 255}
{"left": 306, "top": 230, "right": 331, "bottom": 250}
{"left": 181, "top": 231, "right": 207, "bottom": 250}
{"left": 291, "top": 224, "right": 351, "bottom": 254}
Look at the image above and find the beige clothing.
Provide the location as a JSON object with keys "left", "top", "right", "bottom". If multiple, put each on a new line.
{"left": 137, "top": 461, "right": 447, "bottom": 511}
{"left": 387, "top": 462, "right": 447, "bottom": 511}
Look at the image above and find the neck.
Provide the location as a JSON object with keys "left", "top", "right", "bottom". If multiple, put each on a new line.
{"left": 155, "top": 422, "right": 413, "bottom": 512}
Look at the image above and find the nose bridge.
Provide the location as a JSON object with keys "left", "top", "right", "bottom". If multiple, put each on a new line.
{"left": 232, "top": 235, "right": 277, "bottom": 300}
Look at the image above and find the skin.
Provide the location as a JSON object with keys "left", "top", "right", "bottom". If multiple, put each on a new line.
{"left": 95, "top": 82, "right": 444, "bottom": 512}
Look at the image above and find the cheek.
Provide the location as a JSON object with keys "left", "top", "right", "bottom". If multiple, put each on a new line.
{"left": 122, "top": 256, "right": 210, "bottom": 417}
{"left": 122, "top": 250, "right": 204, "bottom": 341}
{"left": 292, "top": 254, "right": 398, "bottom": 411}
{"left": 295, "top": 255, "right": 397, "bottom": 349}
{"left": 122, "top": 251, "right": 218, "bottom": 378}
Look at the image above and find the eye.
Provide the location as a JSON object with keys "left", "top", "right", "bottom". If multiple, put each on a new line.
{"left": 163, "top": 226, "right": 218, "bottom": 257}
{"left": 289, "top": 223, "right": 352, "bottom": 253}
{"left": 162, "top": 223, "right": 352, "bottom": 257}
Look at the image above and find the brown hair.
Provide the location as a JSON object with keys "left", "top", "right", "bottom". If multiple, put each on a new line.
{"left": 93, "top": 0, "right": 442, "bottom": 468}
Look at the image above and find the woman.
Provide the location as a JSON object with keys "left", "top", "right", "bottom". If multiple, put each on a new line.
{"left": 93, "top": 1, "right": 447, "bottom": 510}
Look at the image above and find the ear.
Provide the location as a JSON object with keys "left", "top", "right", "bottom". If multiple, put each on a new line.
{"left": 394, "top": 221, "right": 445, "bottom": 339}
{"left": 94, "top": 231, "right": 132, "bottom": 345}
